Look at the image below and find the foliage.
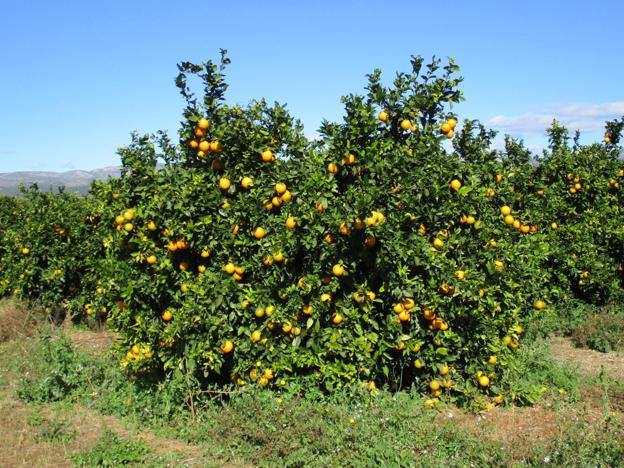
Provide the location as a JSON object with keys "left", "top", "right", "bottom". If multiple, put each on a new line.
{"left": 71, "top": 430, "right": 149, "bottom": 467}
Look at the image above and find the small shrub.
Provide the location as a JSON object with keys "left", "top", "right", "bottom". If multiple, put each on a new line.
{"left": 71, "top": 430, "right": 149, "bottom": 467}
{"left": 17, "top": 334, "right": 88, "bottom": 403}
{"left": 571, "top": 310, "right": 624, "bottom": 352}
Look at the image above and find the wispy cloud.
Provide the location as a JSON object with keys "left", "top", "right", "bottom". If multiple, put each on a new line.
{"left": 487, "top": 101, "right": 624, "bottom": 134}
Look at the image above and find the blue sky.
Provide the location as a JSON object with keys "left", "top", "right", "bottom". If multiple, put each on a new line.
{"left": 1, "top": 1, "right": 623, "bottom": 172}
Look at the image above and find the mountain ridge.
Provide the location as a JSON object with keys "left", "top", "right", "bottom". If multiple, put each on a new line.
{"left": 0, "top": 167, "right": 121, "bottom": 195}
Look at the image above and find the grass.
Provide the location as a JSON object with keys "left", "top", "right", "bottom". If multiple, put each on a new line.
{"left": 1, "top": 302, "right": 623, "bottom": 466}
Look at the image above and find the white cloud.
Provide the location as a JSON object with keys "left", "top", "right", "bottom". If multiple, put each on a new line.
{"left": 487, "top": 101, "right": 624, "bottom": 134}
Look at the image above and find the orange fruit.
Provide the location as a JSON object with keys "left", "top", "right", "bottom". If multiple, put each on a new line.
{"left": 364, "top": 235, "right": 376, "bottom": 247}
{"left": 479, "top": 375, "right": 490, "bottom": 387}
{"left": 219, "top": 177, "right": 231, "bottom": 190}
{"left": 343, "top": 153, "right": 356, "bottom": 165}
{"left": 332, "top": 313, "right": 344, "bottom": 325}
{"left": 400, "top": 119, "right": 411, "bottom": 130}
{"left": 146, "top": 255, "right": 157, "bottom": 265}
{"left": 429, "top": 380, "right": 441, "bottom": 391}
{"left": 440, "top": 123, "right": 451, "bottom": 134}
{"left": 209, "top": 141, "right": 223, "bottom": 153}
{"left": 162, "top": 310, "right": 173, "bottom": 321}
{"left": 221, "top": 340, "right": 234, "bottom": 353}
{"left": 448, "top": 118, "right": 458, "bottom": 129}
{"left": 327, "top": 162, "right": 339, "bottom": 174}
{"left": 253, "top": 227, "right": 267, "bottom": 239}
{"left": 332, "top": 264, "right": 345, "bottom": 276}
{"left": 260, "top": 149, "right": 274, "bottom": 162}
{"left": 197, "top": 117, "right": 210, "bottom": 130}
{"left": 378, "top": 110, "right": 389, "bottom": 122}
{"left": 449, "top": 179, "right": 462, "bottom": 190}
{"left": 286, "top": 216, "right": 296, "bottom": 229}
{"left": 241, "top": 176, "right": 253, "bottom": 189}
{"left": 275, "top": 182, "right": 287, "bottom": 194}
{"left": 21, "top": 247, "right": 30, "bottom": 255}
{"left": 280, "top": 190, "right": 292, "bottom": 202}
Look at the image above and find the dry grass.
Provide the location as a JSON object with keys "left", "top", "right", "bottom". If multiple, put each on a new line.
{"left": 0, "top": 300, "right": 35, "bottom": 343}
{"left": 549, "top": 335, "right": 624, "bottom": 381}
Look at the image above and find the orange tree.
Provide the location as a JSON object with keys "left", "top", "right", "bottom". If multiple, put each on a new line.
{"left": 88, "top": 52, "right": 570, "bottom": 404}
{"left": 0, "top": 186, "right": 103, "bottom": 320}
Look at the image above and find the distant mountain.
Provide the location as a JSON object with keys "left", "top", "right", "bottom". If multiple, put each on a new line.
{"left": 0, "top": 167, "right": 121, "bottom": 195}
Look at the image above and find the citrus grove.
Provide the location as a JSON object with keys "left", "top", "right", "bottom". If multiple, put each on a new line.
{"left": 1, "top": 51, "right": 623, "bottom": 407}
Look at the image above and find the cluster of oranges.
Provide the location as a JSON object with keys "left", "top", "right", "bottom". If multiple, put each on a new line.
{"left": 188, "top": 118, "right": 223, "bottom": 159}
{"left": 500, "top": 205, "right": 538, "bottom": 234}
{"left": 440, "top": 117, "right": 458, "bottom": 138}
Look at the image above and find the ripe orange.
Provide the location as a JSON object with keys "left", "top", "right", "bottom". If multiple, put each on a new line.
{"left": 449, "top": 179, "right": 462, "bottom": 190}
{"left": 251, "top": 330, "right": 262, "bottom": 342}
{"left": 197, "top": 117, "right": 210, "bottom": 130}
{"left": 275, "top": 182, "right": 287, "bottom": 194}
{"left": 400, "top": 119, "right": 411, "bottom": 130}
{"left": 224, "top": 262, "right": 236, "bottom": 275}
{"left": 448, "top": 117, "right": 458, "bottom": 129}
{"left": 398, "top": 310, "right": 410, "bottom": 322}
{"left": 489, "top": 355, "right": 497, "bottom": 365}
{"left": 146, "top": 255, "right": 157, "bottom": 265}
{"left": 332, "top": 264, "right": 345, "bottom": 276}
{"left": 478, "top": 375, "right": 490, "bottom": 387}
{"left": 429, "top": 380, "right": 440, "bottom": 391}
{"left": 534, "top": 300, "right": 546, "bottom": 310}
{"left": 433, "top": 238, "right": 444, "bottom": 250}
{"left": 320, "top": 293, "right": 332, "bottom": 302}
{"left": 21, "top": 247, "right": 30, "bottom": 255}
{"left": 327, "top": 162, "right": 339, "bottom": 174}
{"left": 286, "top": 216, "right": 296, "bottom": 229}
{"left": 343, "top": 153, "right": 356, "bottom": 165}
{"left": 241, "top": 176, "right": 254, "bottom": 189}
{"left": 441, "top": 123, "right": 451, "bottom": 134}
{"left": 221, "top": 340, "right": 234, "bottom": 353}
{"left": 209, "top": 141, "right": 223, "bottom": 153}
{"left": 219, "top": 177, "right": 231, "bottom": 190}
{"left": 332, "top": 313, "right": 344, "bottom": 325}
{"left": 261, "top": 149, "right": 274, "bottom": 162}
{"left": 124, "top": 223, "right": 133, "bottom": 232}
{"left": 500, "top": 205, "right": 512, "bottom": 216}
{"left": 199, "top": 140, "right": 210, "bottom": 152}
{"left": 378, "top": 110, "right": 389, "bottom": 122}
{"left": 253, "top": 227, "right": 267, "bottom": 239}
{"left": 162, "top": 310, "right": 173, "bottom": 321}
{"left": 280, "top": 190, "right": 292, "bottom": 202}
{"left": 393, "top": 303, "right": 405, "bottom": 314}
